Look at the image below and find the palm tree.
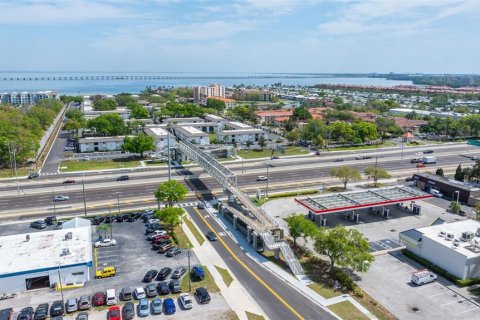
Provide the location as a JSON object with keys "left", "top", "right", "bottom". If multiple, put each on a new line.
{"left": 96, "top": 224, "right": 110, "bottom": 239}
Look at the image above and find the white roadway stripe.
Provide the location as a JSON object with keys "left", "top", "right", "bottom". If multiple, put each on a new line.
{"left": 439, "top": 299, "right": 466, "bottom": 307}
{"left": 427, "top": 291, "right": 451, "bottom": 298}
{"left": 454, "top": 306, "right": 479, "bottom": 316}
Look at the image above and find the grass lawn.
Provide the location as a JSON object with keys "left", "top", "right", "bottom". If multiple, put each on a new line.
{"left": 60, "top": 159, "right": 141, "bottom": 172}
{"left": 225, "top": 311, "right": 240, "bottom": 320}
{"left": 308, "top": 283, "right": 341, "bottom": 299}
{"left": 180, "top": 265, "right": 220, "bottom": 293}
{"left": 328, "top": 301, "right": 369, "bottom": 320}
{"left": 323, "top": 141, "right": 396, "bottom": 151}
{"left": 0, "top": 167, "right": 31, "bottom": 178}
{"left": 173, "top": 224, "right": 192, "bottom": 248}
{"left": 145, "top": 160, "right": 168, "bottom": 166}
{"left": 209, "top": 132, "right": 217, "bottom": 143}
{"left": 184, "top": 217, "right": 205, "bottom": 245}
{"left": 215, "top": 265, "right": 234, "bottom": 287}
{"left": 245, "top": 312, "right": 265, "bottom": 320}
{"left": 238, "top": 146, "right": 309, "bottom": 159}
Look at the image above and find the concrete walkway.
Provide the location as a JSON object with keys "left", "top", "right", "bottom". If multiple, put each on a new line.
{"left": 181, "top": 215, "right": 269, "bottom": 320}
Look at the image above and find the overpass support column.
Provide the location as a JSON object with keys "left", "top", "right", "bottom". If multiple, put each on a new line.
{"left": 246, "top": 226, "right": 252, "bottom": 243}
{"left": 252, "top": 231, "right": 259, "bottom": 250}
{"left": 274, "top": 248, "right": 280, "bottom": 260}
{"left": 233, "top": 216, "right": 238, "bottom": 229}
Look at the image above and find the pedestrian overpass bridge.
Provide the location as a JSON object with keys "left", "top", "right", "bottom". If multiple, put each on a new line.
{"left": 178, "top": 140, "right": 304, "bottom": 277}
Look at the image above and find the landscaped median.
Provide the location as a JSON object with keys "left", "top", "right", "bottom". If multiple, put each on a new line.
{"left": 238, "top": 146, "right": 309, "bottom": 159}
{"left": 59, "top": 158, "right": 141, "bottom": 172}
{"left": 180, "top": 265, "right": 219, "bottom": 293}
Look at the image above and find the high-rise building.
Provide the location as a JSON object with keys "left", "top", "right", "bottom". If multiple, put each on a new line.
{"left": 193, "top": 84, "right": 225, "bottom": 104}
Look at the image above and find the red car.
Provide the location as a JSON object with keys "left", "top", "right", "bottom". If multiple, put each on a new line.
{"left": 108, "top": 306, "right": 121, "bottom": 320}
{"left": 92, "top": 292, "right": 106, "bottom": 306}
{"left": 416, "top": 163, "right": 426, "bottom": 168}
{"left": 152, "top": 234, "right": 170, "bottom": 242}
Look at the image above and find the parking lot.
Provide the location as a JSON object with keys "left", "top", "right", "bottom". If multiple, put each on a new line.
{"left": 363, "top": 252, "right": 480, "bottom": 320}
{"left": 0, "top": 212, "right": 232, "bottom": 319}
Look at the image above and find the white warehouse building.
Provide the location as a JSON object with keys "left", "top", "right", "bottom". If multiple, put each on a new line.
{"left": 0, "top": 221, "right": 93, "bottom": 293}
{"left": 400, "top": 220, "right": 480, "bottom": 280}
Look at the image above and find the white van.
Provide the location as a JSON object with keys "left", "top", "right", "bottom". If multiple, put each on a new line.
{"left": 106, "top": 288, "right": 117, "bottom": 305}
{"left": 411, "top": 270, "right": 437, "bottom": 286}
{"left": 430, "top": 189, "right": 443, "bottom": 198}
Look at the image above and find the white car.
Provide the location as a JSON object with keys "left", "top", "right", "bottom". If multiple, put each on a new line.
{"left": 134, "top": 287, "right": 146, "bottom": 299}
{"left": 148, "top": 218, "right": 160, "bottom": 224}
{"left": 94, "top": 238, "right": 117, "bottom": 247}
{"left": 256, "top": 176, "right": 268, "bottom": 181}
{"left": 179, "top": 293, "right": 193, "bottom": 309}
{"left": 54, "top": 195, "right": 70, "bottom": 202}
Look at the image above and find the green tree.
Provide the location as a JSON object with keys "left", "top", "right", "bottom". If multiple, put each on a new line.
{"left": 93, "top": 98, "right": 118, "bottom": 111}
{"left": 364, "top": 167, "right": 391, "bottom": 187}
{"left": 27, "top": 106, "right": 56, "bottom": 129}
{"left": 206, "top": 98, "right": 226, "bottom": 111}
{"left": 96, "top": 224, "right": 110, "bottom": 238}
{"left": 60, "top": 95, "right": 83, "bottom": 104}
{"left": 155, "top": 207, "right": 184, "bottom": 230}
{"left": 154, "top": 180, "right": 188, "bottom": 207}
{"left": 435, "top": 168, "right": 444, "bottom": 177}
{"left": 122, "top": 134, "right": 155, "bottom": 158}
{"left": 455, "top": 164, "right": 464, "bottom": 181}
{"left": 375, "top": 117, "right": 402, "bottom": 139}
{"left": 314, "top": 226, "right": 374, "bottom": 273}
{"left": 450, "top": 201, "right": 461, "bottom": 214}
{"left": 352, "top": 121, "right": 379, "bottom": 142}
{"left": 127, "top": 102, "right": 150, "bottom": 119}
{"left": 285, "top": 130, "right": 299, "bottom": 144}
{"left": 87, "top": 114, "right": 127, "bottom": 136}
{"left": 258, "top": 136, "right": 266, "bottom": 150}
{"left": 330, "top": 121, "right": 354, "bottom": 142}
{"left": 245, "top": 140, "right": 252, "bottom": 148}
{"left": 286, "top": 214, "right": 318, "bottom": 247}
{"left": 115, "top": 93, "right": 136, "bottom": 106}
{"left": 291, "top": 106, "right": 312, "bottom": 121}
{"left": 330, "top": 166, "right": 361, "bottom": 190}
{"left": 63, "top": 119, "right": 83, "bottom": 134}
{"left": 65, "top": 109, "right": 85, "bottom": 123}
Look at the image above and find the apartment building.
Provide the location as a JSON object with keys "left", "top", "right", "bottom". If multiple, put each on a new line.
{"left": 0, "top": 91, "right": 60, "bottom": 105}
{"left": 193, "top": 84, "right": 225, "bottom": 104}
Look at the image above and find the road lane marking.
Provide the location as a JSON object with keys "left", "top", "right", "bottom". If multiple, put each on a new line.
{"left": 428, "top": 291, "right": 450, "bottom": 298}
{"left": 193, "top": 207, "right": 304, "bottom": 320}
{"left": 440, "top": 299, "right": 466, "bottom": 307}
{"left": 454, "top": 306, "right": 479, "bottom": 316}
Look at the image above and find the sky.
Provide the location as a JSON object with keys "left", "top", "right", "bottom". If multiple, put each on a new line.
{"left": 0, "top": 0, "right": 479, "bottom": 74}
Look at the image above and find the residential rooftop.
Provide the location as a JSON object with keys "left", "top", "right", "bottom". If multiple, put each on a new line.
{"left": 227, "top": 121, "right": 252, "bottom": 130}
{"left": 175, "top": 126, "right": 208, "bottom": 137}
{"left": 145, "top": 127, "right": 169, "bottom": 137}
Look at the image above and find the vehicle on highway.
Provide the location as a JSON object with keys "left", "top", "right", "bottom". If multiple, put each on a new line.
{"left": 92, "top": 292, "right": 106, "bottom": 306}
{"left": 355, "top": 155, "right": 372, "bottom": 160}
{"left": 134, "top": 287, "right": 147, "bottom": 299}
{"left": 75, "top": 312, "right": 88, "bottom": 320}
{"left": 145, "top": 283, "right": 158, "bottom": 297}
{"left": 138, "top": 298, "right": 150, "bottom": 317}
{"left": 423, "top": 150, "right": 434, "bottom": 154}
{"left": 107, "top": 306, "right": 121, "bottom": 320}
{"left": 172, "top": 266, "right": 186, "bottom": 279}
{"left": 94, "top": 238, "right": 117, "bottom": 247}
{"left": 270, "top": 156, "right": 280, "bottom": 160}
{"left": 179, "top": 293, "right": 193, "bottom": 309}
{"left": 411, "top": 269, "right": 437, "bottom": 285}
{"left": 120, "top": 287, "right": 133, "bottom": 301}
{"left": 197, "top": 202, "right": 206, "bottom": 209}
{"left": 34, "top": 304, "right": 49, "bottom": 320}
{"left": 195, "top": 287, "right": 211, "bottom": 304}
{"left": 166, "top": 247, "right": 182, "bottom": 257}
{"left": 44, "top": 216, "right": 57, "bottom": 225}
{"left": 95, "top": 266, "right": 116, "bottom": 279}
{"left": 191, "top": 265, "right": 205, "bottom": 280}
{"left": 50, "top": 301, "right": 64, "bottom": 317}
{"left": 122, "top": 302, "right": 135, "bottom": 320}
{"left": 106, "top": 289, "right": 117, "bottom": 306}
{"left": 315, "top": 150, "right": 321, "bottom": 155}
{"left": 53, "top": 195, "right": 69, "bottom": 202}
{"left": 62, "top": 179, "right": 75, "bottom": 184}
{"left": 410, "top": 158, "right": 423, "bottom": 163}
{"left": 78, "top": 295, "right": 91, "bottom": 310}
{"left": 156, "top": 281, "right": 170, "bottom": 295}
{"left": 30, "top": 220, "right": 47, "bottom": 229}
{"left": 117, "top": 175, "right": 129, "bottom": 181}
{"left": 66, "top": 298, "right": 78, "bottom": 312}
{"left": 416, "top": 163, "right": 426, "bottom": 168}
{"left": 18, "top": 307, "right": 34, "bottom": 320}
{"left": 156, "top": 267, "right": 172, "bottom": 280}
{"left": 163, "top": 298, "right": 176, "bottom": 315}
{"left": 206, "top": 231, "right": 217, "bottom": 241}
{"left": 28, "top": 172, "right": 40, "bottom": 179}
{"left": 256, "top": 176, "right": 268, "bottom": 181}
{"left": 143, "top": 269, "right": 158, "bottom": 283}
{"left": 169, "top": 279, "right": 182, "bottom": 293}
{"left": 333, "top": 158, "right": 344, "bottom": 162}
{"left": 151, "top": 298, "right": 163, "bottom": 315}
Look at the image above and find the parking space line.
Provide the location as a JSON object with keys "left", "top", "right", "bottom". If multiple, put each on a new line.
{"left": 439, "top": 299, "right": 466, "bottom": 307}
{"left": 427, "top": 291, "right": 450, "bottom": 298}
{"left": 454, "top": 306, "right": 479, "bottom": 316}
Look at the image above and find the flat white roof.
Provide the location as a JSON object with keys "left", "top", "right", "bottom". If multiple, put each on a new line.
{"left": 146, "top": 127, "right": 169, "bottom": 136}
{"left": 0, "top": 226, "right": 93, "bottom": 276}
{"left": 205, "top": 114, "right": 225, "bottom": 121}
{"left": 182, "top": 126, "right": 203, "bottom": 134}
{"left": 217, "top": 129, "right": 264, "bottom": 135}
{"left": 228, "top": 121, "right": 252, "bottom": 129}
{"left": 418, "top": 220, "right": 480, "bottom": 259}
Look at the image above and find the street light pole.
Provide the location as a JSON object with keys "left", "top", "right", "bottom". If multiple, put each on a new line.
{"left": 82, "top": 173, "right": 87, "bottom": 216}
{"left": 266, "top": 163, "right": 269, "bottom": 197}
{"left": 116, "top": 192, "right": 120, "bottom": 214}
{"left": 11, "top": 143, "right": 20, "bottom": 195}
{"left": 57, "top": 265, "right": 65, "bottom": 302}
{"left": 361, "top": 261, "right": 369, "bottom": 290}
{"left": 167, "top": 133, "right": 171, "bottom": 181}
{"left": 52, "top": 190, "right": 56, "bottom": 214}
{"left": 187, "top": 245, "right": 191, "bottom": 292}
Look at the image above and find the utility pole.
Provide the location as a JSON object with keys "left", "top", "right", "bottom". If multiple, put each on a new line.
{"left": 116, "top": 192, "right": 120, "bottom": 214}
{"left": 187, "top": 245, "right": 191, "bottom": 292}
{"left": 52, "top": 190, "right": 56, "bottom": 214}
{"left": 11, "top": 143, "right": 20, "bottom": 195}
{"left": 266, "top": 163, "right": 269, "bottom": 197}
{"left": 57, "top": 265, "right": 65, "bottom": 302}
{"left": 167, "top": 133, "right": 171, "bottom": 181}
{"left": 82, "top": 173, "right": 87, "bottom": 216}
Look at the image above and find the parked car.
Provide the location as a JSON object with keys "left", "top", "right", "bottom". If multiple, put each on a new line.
{"left": 126, "top": 214, "right": 136, "bottom": 222}
{"left": 146, "top": 224, "right": 165, "bottom": 234}
{"left": 115, "top": 215, "right": 123, "bottom": 223}
{"left": 191, "top": 265, "right": 205, "bottom": 280}
{"left": 405, "top": 177, "right": 414, "bottom": 182}
{"left": 92, "top": 292, "right": 106, "bottom": 306}
{"left": 106, "top": 289, "right": 117, "bottom": 306}
{"left": 143, "top": 270, "right": 158, "bottom": 283}
{"left": 156, "top": 281, "right": 170, "bottom": 295}
{"left": 53, "top": 195, "right": 69, "bottom": 202}
{"left": 75, "top": 312, "right": 88, "bottom": 320}
{"left": 94, "top": 238, "right": 117, "bottom": 247}
{"left": 62, "top": 179, "right": 75, "bottom": 184}
{"left": 166, "top": 247, "right": 182, "bottom": 257}
{"left": 145, "top": 283, "right": 158, "bottom": 298}
{"left": 169, "top": 279, "right": 181, "bottom": 293}
{"left": 104, "top": 215, "right": 116, "bottom": 223}
{"left": 156, "top": 267, "right": 172, "bottom": 281}
{"left": 117, "top": 175, "right": 129, "bottom": 181}
{"left": 66, "top": 298, "right": 78, "bottom": 313}
{"left": 256, "top": 176, "right": 268, "bottom": 181}
{"left": 107, "top": 306, "right": 121, "bottom": 320}
{"left": 138, "top": 298, "right": 149, "bottom": 317}
{"left": 206, "top": 231, "right": 217, "bottom": 241}
{"left": 195, "top": 287, "right": 211, "bottom": 304}
{"left": 150, "top": 298, "right": 162, "bottom": 315}
{"left": 95, "top": 266, "right": 116, "bottom": 279}
{"left": 411, "top": 269, "right": 437, "bottom": 285}
{"left": 147, "top": 218, "right": 160, "bottom": 224}
{"left": 156, "top": 242, "right": 174, "bottom": 253}
{"left": 121, "top": 302, "right": 135, "bottom": 320}
{"left": 151, "top": 233, "right": 170, "bottom": 242}
{"left": 179, "top": 293, "right": 193, "bottom": 309}
{"left": 50, "top": 301, "right": 64, "bottom": 317}
{"left": 30, "top": 220, "right": 47, "bottom": 229}
{"left": 34, "top": 304, "right": 49, "bottom": 320}
{"left": 147, "top": 230, "right": 167, "bottom": 240}
{"left": 171, "top": 266, "right": 186, "bottom": 279}
{"left": 54, "top": 221, "right": 63, "bottom": 230}
{"left": 163, "top": 298, "right": 176, "bottom": 315}
{"left": 315, "top": 150, "right": 321, "bottom": 155}
{"left": 134, "top": 287, "right": 147, "bottom": 299}
{"left": 120, "top": 287, "right": 133, "bottom": 301}
{"left": 44, "top": 216, "right": 57, "bottom": 225}
{"left": 18, "top": 307, "right": 34, "bottom": 320}
{"left": 78, "top": 295, "right": 91, "bottom": 310}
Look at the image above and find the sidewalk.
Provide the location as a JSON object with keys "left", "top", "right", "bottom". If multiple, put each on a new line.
{"left": 181, "top": 215, "right": 269, "bottom": 320}
{"left": 204, "top": 206, "right": 378, "bottom": 320}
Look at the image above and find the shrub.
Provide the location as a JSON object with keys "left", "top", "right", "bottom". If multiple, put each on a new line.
{"left": 334, "top": 268, "right": 355, "bottom": 290}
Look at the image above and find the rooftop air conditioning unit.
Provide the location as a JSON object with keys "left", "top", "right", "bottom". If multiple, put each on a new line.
{"left": 64, "top": 232, "right": 73, "bottom": 241}
{"left": 438, "top": 231, "right": 446, "bottom": 237}
{"left": 461, "top": 231, "right": 474, "bottom": 242}
{"left": 446, "top": 233, "right": 455, "bottom": 241}
{"left": 25, "top": 235, "right": 30, "bottom": 242}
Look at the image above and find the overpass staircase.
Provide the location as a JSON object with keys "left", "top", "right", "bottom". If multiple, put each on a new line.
{"left": 178, "top": 140, "right": 304, "bottom": 276}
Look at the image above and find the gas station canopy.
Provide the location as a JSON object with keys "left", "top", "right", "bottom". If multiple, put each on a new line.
{"left": 295, "top": 186, "right": 432, "bottom": 214}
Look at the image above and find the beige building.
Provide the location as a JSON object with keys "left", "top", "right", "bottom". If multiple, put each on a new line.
{"left": 193, "top": 84, "right": 225, "bottom": 104}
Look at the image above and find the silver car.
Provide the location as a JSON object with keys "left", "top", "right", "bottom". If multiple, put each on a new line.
{"left": 78, "top": 295, "right": 91, "bottom": 310}
{"left": 138, "top": 298, "right": 150, "bottom": 317}
{"left": 151, "top": 298, "right": 162, "bottom": 315}
{"left": 66, "top": 298, "right": 78, "bottom": 312}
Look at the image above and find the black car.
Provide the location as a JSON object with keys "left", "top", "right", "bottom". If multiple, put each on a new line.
{"left": 405, "top": 177, "right": 414, "bottom": 182}
{"left": 34, "top": 304, "right": 49, "bottom": 320}
{"left": 156, "top": 281, "right": 170, "bottom": 295}
{"left": 44, "top": 216, "right": 57, "bottom": 225}
{"left": 18, "top": 307, "right": 34, "bottom": 320}
{"left": 28, "top": 172, "right": 39, "bottom": 179}
{"left": 121, "top": 214, "right": 130, "bottom": 221}
{"left": 169, "top": 279, "right": 181, "bottom": 293}
{"left": 333, "top": 158, "right": 344, "bottom": 162}
{"left": 146, "top": 225, "right": 164, "bottom": 234}
{"left": 30, "top": 220, "right": 47, "bottom": 229}
{"left": 126, "top": 215, "right": 135, "bottom": 222}
{"left": 104, "top": 215, "right": 116, "bottom": 223}
{"left": 423, "top": 150, "right": 434, "bottom": 154}
{"left": 50, "top": 301, "right": 64, "bottom": 317}
{"left": 145, "top": 283, "right": 158, "bottom": 297}
{"left": 143, "top": 269, "right": 158, "bottom": 282}
{"left": 122, "top": 302, "right": 135, "bottom": 320}
{"left": 117, "top": 175, "right": 129, "bottom": 181}
{"left": 206, "top": 231, "right": 217, "bottom": 241}
{"left": 133, "top": 212, "right": 143, "bottom": 219}
{"left": 156, "top": 267, "right": 172, "bottom": 280}
{"left": 195, "top": 287, "right": 211, "bottom": 304}
{"left": 115, "top": 215, "right": 123, "bottom": 223}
